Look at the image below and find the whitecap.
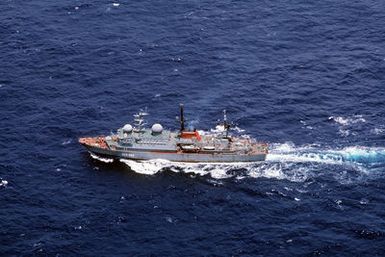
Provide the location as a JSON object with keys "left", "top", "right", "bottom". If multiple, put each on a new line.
{"left": 329, "top": 116, "right": 349, "bottom": 126}
{"left": 62, "top": 139, "right": 72, "bottom": 145}
{"left": 359, "top": 199, "right": 369, "bottom": 205}
{"left": 338, "top": 128, "right": 351, "bottom": 137}
{"left": 329, "top": 115, "right": 366, "bottom": 126}
{"left": 0, "top": 179, "right": 8, "bottom": 187}
{"left": 300, "top": 120, "right": 314, "bottom": 129}
{"left": 371, "top": 128, "right": 384, "bottom": 135}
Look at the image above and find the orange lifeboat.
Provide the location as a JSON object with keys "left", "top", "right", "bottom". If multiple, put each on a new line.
{"left": 180, "top": 131, "right": 201, "bottom": 141}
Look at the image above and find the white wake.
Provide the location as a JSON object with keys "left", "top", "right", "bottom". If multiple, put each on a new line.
{"left": 115, "top": 142, "right": 385, "bottom": 182}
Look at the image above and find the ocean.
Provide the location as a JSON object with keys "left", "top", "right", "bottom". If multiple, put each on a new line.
{"left": 1, "top": 0, "right": 385, "bottom": 255}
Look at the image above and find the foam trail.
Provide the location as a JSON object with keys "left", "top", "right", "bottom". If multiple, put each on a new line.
{"left": 334, "top": 147, "right": 385, "bottom": 163}
{"left": 267, "top": 142, "right": 343, "bottom": 165}
{"left": 268, "top": 143, "right": 385, "bottom": 165}
{"left": 119, "top": 158, "right": 313, "bottom": 182}
{"left": 120, "top": 159, "right": 247, "bottom": 179}
{"left": 90, "top": 152, "right": 114, "bottom": 163}
{"left": 120, "top": 159, "right": 171, "bottom": 175}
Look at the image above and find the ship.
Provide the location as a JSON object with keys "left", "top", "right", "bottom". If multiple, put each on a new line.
{"left": 79, "top": 104, "right": 268, "bottom": 163}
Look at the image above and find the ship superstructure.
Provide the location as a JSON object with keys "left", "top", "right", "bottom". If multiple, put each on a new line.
{"left": 79, "top": 105, "right": 268, "bottom": 163}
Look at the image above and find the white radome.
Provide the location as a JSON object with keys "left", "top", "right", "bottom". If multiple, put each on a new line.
{"left": 123, "top": 124, "right": 133, "bottom": 132}
{"left": 151, "top": 123, "right": 163, "bottom": 133}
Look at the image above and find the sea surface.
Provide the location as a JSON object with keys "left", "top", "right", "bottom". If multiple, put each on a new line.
{"left": 1, "top": 0, "right": 385, "bottom": 256}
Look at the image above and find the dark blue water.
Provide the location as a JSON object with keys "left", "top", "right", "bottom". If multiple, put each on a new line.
{"left": 2, "top": 0, "right": 385, "bottom": 255}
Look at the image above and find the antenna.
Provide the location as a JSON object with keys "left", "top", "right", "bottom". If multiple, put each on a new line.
{"left": 133, "top": 108, "right": 148, "bottom": 133}
{"left": 180, "top": 104, "right": 185, "bottom": 132}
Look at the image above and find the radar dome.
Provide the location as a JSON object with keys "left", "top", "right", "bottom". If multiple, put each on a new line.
{"left": 151, "top": 123, "right": 163, "bottom": 134}
{"left": 123, "top": 124, "right": 133, "bottom": 133}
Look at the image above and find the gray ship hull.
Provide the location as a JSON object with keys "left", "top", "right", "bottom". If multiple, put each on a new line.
{"left": 85, "top": 145, "right": 266, "bottom": 163}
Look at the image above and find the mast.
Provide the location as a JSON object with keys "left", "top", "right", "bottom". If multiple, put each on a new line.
{"left": 223, "top": 109, "right": 230, "bottom": 138}
{"left": 180, "top": 104, "right": 185, "bottom": 132}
